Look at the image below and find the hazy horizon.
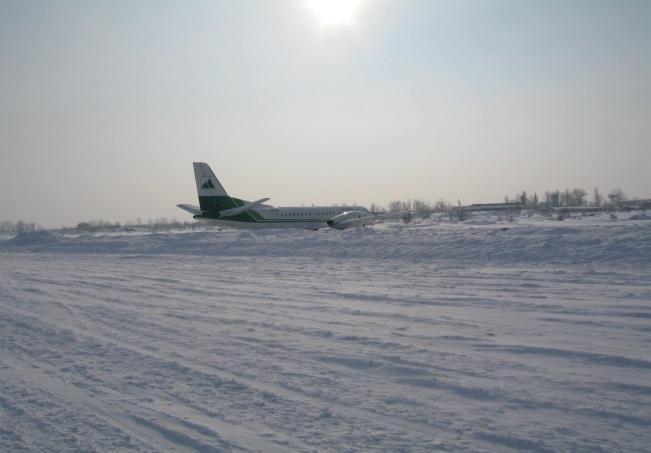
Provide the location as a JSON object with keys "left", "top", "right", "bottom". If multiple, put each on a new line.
{"left": 1, "top": 0, "right": 650, "bottom": 227}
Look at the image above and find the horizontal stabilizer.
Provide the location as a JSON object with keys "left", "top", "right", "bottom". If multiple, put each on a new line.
{"left": 219, "top": 198, "right": 270, "bottom": 217}
{"left": 177, "top": 203, "right": 202, "bottom": 215}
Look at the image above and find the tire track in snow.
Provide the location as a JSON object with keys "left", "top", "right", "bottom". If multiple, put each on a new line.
{"left": 1, "top": 252, "right": 650, "bottom": 451}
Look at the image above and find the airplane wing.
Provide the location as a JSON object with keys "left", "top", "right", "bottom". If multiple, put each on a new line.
{"left": 218, "top": 198, "right": 271, "bottom": 217}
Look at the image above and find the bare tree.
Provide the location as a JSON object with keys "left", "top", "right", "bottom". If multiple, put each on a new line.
{"left": 412, "top": 199, "right": 432, "bottom": 219}
{"left": 608, "top": 188, "right": 625, "bottom": 205}
{"left": 572, "top": 188, "right": 588, "bottom": 206}
{"left": 593, "top": 188, "right": 602, "bottom": 206}
{"left": 0, "top": 221, "right": 17, "bottom": 233}
{"left": 388, "top": 200, "right": 403, "bottom": 213}
{"left": 559, "top": 189, "right": 571, "bottom": 207}
{"left": 15, "top": 220, "right": 37, "bottom": 234}
{"left": 434, "top": 199, "right": 450, "bottom": 212}
{"left": 369, "top": 202, "right": 385, "bottom": 213}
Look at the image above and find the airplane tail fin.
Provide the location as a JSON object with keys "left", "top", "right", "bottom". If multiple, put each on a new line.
{"left": 194, "top": 162, "right": 228, "bottom": 197}
{"left": 192, "top": 162, "right": 238, "bottom": 212}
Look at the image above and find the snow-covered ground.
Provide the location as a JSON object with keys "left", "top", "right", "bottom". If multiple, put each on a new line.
{"left": 1, "top": 214, "right": 650, "bottom": 451}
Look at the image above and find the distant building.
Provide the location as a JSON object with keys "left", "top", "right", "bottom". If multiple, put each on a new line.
{"left": 462, "top": 203, "right": 523, "bottom": 212}
{"left": 617, "top": 199, "right": 651, "bottom": 210}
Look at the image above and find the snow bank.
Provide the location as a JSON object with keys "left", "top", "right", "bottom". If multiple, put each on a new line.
{"left": 5, "top": 230, "right": 59, "bottom": 246}
{"left": 2, "top": 220, "right": 650, "bottom": 265}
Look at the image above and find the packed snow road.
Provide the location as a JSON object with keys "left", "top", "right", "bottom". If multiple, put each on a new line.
{"left": 1, "top": 219, "right": 650, "bottom": 451}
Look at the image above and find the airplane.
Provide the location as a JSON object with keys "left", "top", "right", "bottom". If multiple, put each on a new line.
{"left": 177, "top": 162, "right": 405, "bottom": 230}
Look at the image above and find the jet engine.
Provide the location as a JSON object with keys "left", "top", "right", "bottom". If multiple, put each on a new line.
{"left": 326, "top": 211, "right": 372, "bottom": 230}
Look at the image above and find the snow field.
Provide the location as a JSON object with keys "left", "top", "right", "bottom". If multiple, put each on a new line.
{"left": 1, "top": 218, "right": 650, "bottom": 451}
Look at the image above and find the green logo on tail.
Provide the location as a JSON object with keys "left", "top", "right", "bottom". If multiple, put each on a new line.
{"left": 201, "top": 179, "right": 215, "bottom": 189}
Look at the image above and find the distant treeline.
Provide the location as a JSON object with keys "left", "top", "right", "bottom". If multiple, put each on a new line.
{"left": 504, "top": 188, "right": 627, "bottom": 208}
{"left": 369, "top": 200, "right": 454, "bottom": 219}
{"left": 73, "top": 218, "right": 208, "bottom": 232}
{"left": 371, "top": 187, "right": 642, "bottom": 220}
{"left": 0, "top": 218, "right": 208, "bottom": 234}
{"left": 0, "top": 220, "right": 41, "bottom": 234}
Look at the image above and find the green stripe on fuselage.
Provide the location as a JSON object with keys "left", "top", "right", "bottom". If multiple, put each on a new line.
{"left": 196, "top": 195, "right": 336, "bottom": 224}
{"left": 196, "top": 196, "right": 262, "bottom": 222}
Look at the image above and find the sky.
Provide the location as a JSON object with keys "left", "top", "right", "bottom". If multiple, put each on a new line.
{"left": 1, "top": 0, "right": 650, "bottom": 227}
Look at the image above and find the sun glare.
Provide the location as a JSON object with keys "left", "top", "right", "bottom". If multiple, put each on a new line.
{"left": 308, "top": 0, "right": 363, "bottom": 27}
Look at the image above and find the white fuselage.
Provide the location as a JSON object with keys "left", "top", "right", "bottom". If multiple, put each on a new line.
{"left": 207, "top": 205, "right": 369, "bottom": 230}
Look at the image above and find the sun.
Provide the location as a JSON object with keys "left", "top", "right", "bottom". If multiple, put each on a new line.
{"left": 308, "top": 0, "right": 363, "bottom": 27}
